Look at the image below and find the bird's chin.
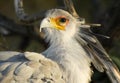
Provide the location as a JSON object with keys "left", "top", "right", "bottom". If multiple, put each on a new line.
{"left": 40, "top": 28, "right": 47, "bottom": 34}
{"left": 42, "top": 28, "right": 52, "bottom": 35}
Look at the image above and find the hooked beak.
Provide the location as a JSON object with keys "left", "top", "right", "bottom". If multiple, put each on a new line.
{"left": 40, "top": 17, "right": 66, "bottom": 32}
{"left": 40, "top": 18, "right": 53, "bottom": 32}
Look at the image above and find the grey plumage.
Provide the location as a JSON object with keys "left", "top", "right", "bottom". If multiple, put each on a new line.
{"left": 0, "top": 52, "right": 65, "bottom": 83}
{"left": 77, "top": 27, "right": 120, "bottom": 83}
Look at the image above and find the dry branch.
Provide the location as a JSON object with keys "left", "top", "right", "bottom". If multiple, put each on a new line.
{"left": 14, "top": 0, "right": 46, "bottom": 23}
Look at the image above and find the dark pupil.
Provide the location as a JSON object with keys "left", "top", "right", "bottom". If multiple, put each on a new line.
{"left": 59, "top": 18, "right": 66, "bottom": 23}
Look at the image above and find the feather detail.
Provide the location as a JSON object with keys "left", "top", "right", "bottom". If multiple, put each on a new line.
{"left": 76, "top": 27, "right": 120, "bottom": 83}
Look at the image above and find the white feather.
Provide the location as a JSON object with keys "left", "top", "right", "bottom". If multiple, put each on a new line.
{"left": 41, "top": 9, "right": 92, "bottom": 83}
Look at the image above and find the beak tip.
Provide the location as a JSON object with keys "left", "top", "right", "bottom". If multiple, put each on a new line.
{"left": 39, "top": 18, "right": 51, "bottom": 32}
{"left": 40, "top": 27, "right": 42, "bottom": 32}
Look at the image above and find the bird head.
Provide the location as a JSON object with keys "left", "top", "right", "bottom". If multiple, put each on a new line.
{"left": 40, "top": 9, "right": 82, "bottom": 43}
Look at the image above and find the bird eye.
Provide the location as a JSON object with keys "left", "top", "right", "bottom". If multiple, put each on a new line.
{"left": 54, "top": 16, "right": 69, "bottom": 27}
{"left": 59, "top": 17, "right": 67, "bottom": 23}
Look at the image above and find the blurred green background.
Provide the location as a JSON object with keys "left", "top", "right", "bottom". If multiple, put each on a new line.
{"left": 0, "top": 0, "right": 120, "bottom": 83}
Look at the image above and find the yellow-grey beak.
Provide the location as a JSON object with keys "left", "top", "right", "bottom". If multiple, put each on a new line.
{"left": 40, "top": 18, "right": 53, "bottom": 32}
{"left": 40, "top": 17, "right": 66, "bottom": 32}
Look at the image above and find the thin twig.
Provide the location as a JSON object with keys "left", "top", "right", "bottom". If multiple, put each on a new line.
{"left": 14, "top": 0, "right": 46, "bottom": 23}
{"left": 0, "top": 13, "right": 45, "bottom": 44}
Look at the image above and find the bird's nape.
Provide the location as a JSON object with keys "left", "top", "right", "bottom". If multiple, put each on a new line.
{"left": 76, "top": 27, "right": 120, "bottom": 83}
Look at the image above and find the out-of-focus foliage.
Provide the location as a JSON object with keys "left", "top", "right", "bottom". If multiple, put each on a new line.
{"left": 0, "top": 0, "right": 120, "bottom": 83}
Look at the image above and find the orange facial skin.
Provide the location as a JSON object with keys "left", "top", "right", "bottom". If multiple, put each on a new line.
{"left": 50, "top": 16, "right": 69, "bottom": 30}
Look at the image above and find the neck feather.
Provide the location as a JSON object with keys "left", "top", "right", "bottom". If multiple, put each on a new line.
{"left": 43, "top": 29, "right": 92, "bottom": 83}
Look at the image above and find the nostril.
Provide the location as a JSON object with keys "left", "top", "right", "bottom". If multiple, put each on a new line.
{"left": 47, "top": 19, "right": 50, "bottom": 22}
